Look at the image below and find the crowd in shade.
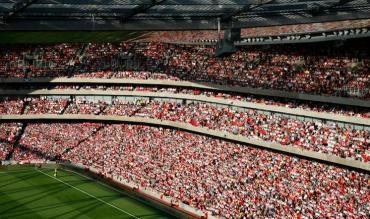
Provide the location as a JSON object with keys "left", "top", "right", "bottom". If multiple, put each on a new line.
{"left": 24, "top": 96, "right": 69, "bottom": 114}
{"left": 0, "top": 44, "right": 79, "bottom": 78}
{"left": 0, "top": 34, "right": 369, "bottom": 218}
{"left": 15, "top": 123, "right": 102, "bottom": 160}
{"left": 1, "top": 80, "right": 370, "bottom": 118}
{"left": 140, "top": 19, "right": 370, "bottom": 42}
{"left": 240, "top": 19, "right": 370, "bottom": 38}
{"left": 44, "top": 84, "right": 370, "bottom": 118}
{"left": 0, "top": 123, "right": 22, "bottom": 160}
{"left": 1, "top": 96, "right": 369, "bottom": 162}
{"left": 0, "top": 40, "right": 368, "bottom": 98}
{"left": 0, "top": 123, "right": 368, "bottom": 218}
{"left": 141, "top": 30, "right": 221, "bottom": 42}
{"left": 133, "top": 42, "right": 369, "bottom": 98}
{"left": 0, "top": 97, "right": 24, "bottom": 114}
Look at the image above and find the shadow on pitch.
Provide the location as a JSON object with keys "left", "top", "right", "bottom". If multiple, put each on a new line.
{"left": 0, "top": 198, "right": 96, "bottom": 219}
{"left": 0, "top": 180, "right": 84, "bottom": 215}
{"left": 0, "top": 171, "right": 41, "bottom": 188}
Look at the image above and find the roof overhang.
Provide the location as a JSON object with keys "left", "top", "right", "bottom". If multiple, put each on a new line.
{"left": 0, "top": 0, "right": 369, "bottom": 30}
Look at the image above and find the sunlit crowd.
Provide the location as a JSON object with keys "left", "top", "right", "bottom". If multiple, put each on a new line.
{"left": 0, "top": 123, "right": 368, "bottom": 218}
{"left": 1, "top": 96, "right": 369, "bottom": 162}
{"left": 0, "top": 37, "right": 369, "bottom": 219}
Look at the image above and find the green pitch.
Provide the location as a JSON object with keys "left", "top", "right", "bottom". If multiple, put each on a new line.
{"left": 0, "top": 167, "right": 173, "bottom": 219}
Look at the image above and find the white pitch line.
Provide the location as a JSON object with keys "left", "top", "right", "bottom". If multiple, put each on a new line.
{"left": 62, "top": 169, "right": 126, "bottom": 196}
{"left": 36, "top": 169, "right": 139, "bottom": 219}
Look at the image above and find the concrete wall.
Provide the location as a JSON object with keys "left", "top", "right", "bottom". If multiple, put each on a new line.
{"left": 1, "top": 78, "right": 369, "bottom": 108}
{"left": 1, "top": 89, "right": 368, "bottom": 127}
{"left": 0, "top": 114, "right": 368, "bottom": 172}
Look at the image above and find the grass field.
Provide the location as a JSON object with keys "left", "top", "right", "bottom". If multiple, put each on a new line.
{"left": 0, "top": 167, "right": 174, "bottom": 219}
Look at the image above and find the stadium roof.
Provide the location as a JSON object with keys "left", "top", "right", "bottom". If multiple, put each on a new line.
{"left": 0, "top": 0, "right": 369, "bottom": 30}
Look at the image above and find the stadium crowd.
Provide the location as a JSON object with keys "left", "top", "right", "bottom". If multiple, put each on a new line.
{"left": 134, "top": 42, "right": 368, "bottom": 98}
{"left": 55, "top": 84, "right": 370, "bottom": 118}
{"left": 0, "top": 97, "right": 24, "bottom": 114}
{"left": 24, "top": 96, "right": 69, "bottom": 114}
{"left": 141, "top": 19, "right": 370, "bottom": 42}
{"left": 0, "top": 33, "right": 369, "bottom": 219}
{"left": 16, "top": 123, "right": 102, "bottom": 160}
{"left": 0, "top": 123, "right": 369, "bottom": 218}
{"left": 1, "top": 41, "right": 368, "bottom": 99}
{"left": 0, "top": 44, "right": 79, "bottom": 78}
{"left": 1, "top": 80, "right": 369, "bottom": 118}
{"left": 1, "top": 96, "right": 369, "bottom": 162}
{"left": 0, "top": 123, "right": 22, "bottom": 160}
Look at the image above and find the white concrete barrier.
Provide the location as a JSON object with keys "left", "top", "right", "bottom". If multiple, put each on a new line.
{"left": 1, "top": 89, "right": 368, "bottom": 126}
{"left": 1, "top": 114, "right": 368, "bottom": 171}
{"left": 1, "top": 78, "right": 368, "bottom": 107}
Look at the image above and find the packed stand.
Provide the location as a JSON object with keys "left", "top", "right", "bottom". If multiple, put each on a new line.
{"left": 3, "top": 123, "right": 368, "bottom": 218}
{"left": 74, "top": 41, "right": 369, "bottom": 98}
{"left": 44, "top": 84, "right": 370, "bottom": 118}
{"left": 140, "top": 19, "right": 370, "bottom": 42}
{"left": 2, "top": 96, "right": 368, "bottom": 162}
{"left": 64, "top": 98, "right": 107, "bottom": 115}
{"left": 0, "top": 123, "right": 22, "bottom": 160}
{"left": 15, "top": 123, "right": 102, "bottom": 160}
{"left": 134, "top": 42, "right": 369, "bottom": 98}
{"left": 1, "top": 40, "right": 368, "bottom": 99}
{"left": 4, "top": 82, "right": 370, "bottom": 118}
{"left": 0, "top": 45, "right": 30, "bottom": 78}
{"left": 0, "top": 97, "right": 24, "bottom": 114}
{"left": 240, "top": 19, "right": 370, "bottom": 38}
{"left": 24, "top": 96, "right": 69, "bottom": 114}
{"left": 141, "top": 30, "right": 221, "bottom": 43}
{"left": 11, "top": 147, "right": 45, "bottom": 162}
{"left": 75, "top": 42, "right": 127, "bottom": 73}
{"left": 123, "top": 101, "right": 369, "bottom": 162}
{"left": 68, "top": 99, "right": 370, "bottom": 162}
{"left": 0, "top": 44, "right": 81, "bottom": 78}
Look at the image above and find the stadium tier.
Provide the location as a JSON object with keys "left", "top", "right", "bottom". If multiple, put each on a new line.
{"left": 0, "top": 41, "right": 369, "bottom": 99}
{"left": 1, "top": 95, "right": 369, "bottom": 163}
{"left": 0, "top": 4, "right": 370, "bottom": 218}
{"left": 0, "top": 123, "right": 368, "bottom": 218}
{"left": 140, "top": 19, "right": 370, "bottom": 43}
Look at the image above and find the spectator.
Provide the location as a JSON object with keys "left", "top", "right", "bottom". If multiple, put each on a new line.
{"left": 3, "top": 123, "right": 368, "bottom": 219}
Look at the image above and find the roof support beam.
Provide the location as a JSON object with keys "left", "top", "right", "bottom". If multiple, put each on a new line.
{"left": 221, "top": 0, "right": 275, "bottom": 21}
{"left": 120, "top": 0, "right": 166, "bottom": 23}
{"left": 2, "top": 0, "right": 38, "bottom": 23}
{"left": 310, "top": 0, "right": 355, "bottom": 16}
{"left": 329, "top": 0, "right": 356, "bottom": 8}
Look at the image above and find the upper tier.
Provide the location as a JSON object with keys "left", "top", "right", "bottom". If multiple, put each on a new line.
{"left": 0, "top": 41, "right": 368, "bottom": 99}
